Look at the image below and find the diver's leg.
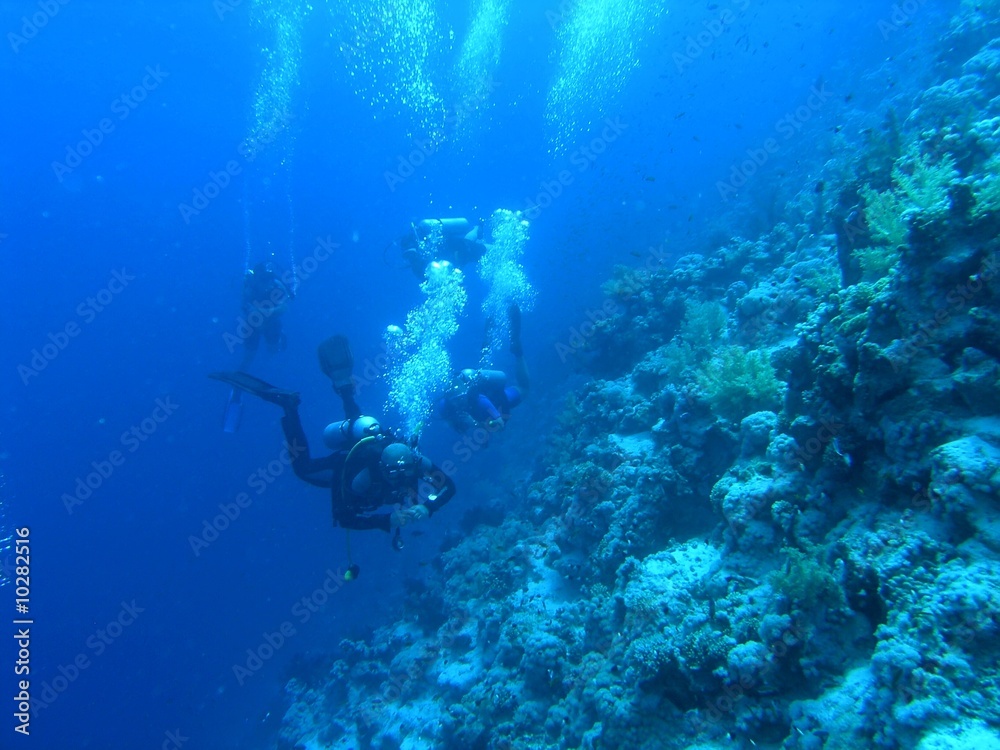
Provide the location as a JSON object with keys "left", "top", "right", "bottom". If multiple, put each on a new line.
{"left": 264, "top": 317, "right": 284, "bottom": 355}
{"left": 513, "top": 354, "right": 530, "bottom": 394}
{"left": 508, "top": 304, "right": 530, "bottom": 393}
{"left": 317, "top": 335, "right": 361, "bottom": 418}
{"left": 240, "top": 329, "right": 261, "bottom": 370}
{"left": 280, "top": 405, "right": 340, "bottom": 486}
{"left": 337, "top": 384, "right": 362, "bottom": 421}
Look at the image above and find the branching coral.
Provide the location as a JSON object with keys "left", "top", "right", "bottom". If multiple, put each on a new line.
{"left": 971, "top": 155, "right": 1000, "bottom": 219}
{"left": 696, "top": 346, "right": 783, "bottom": 421}
{"left": 861, "top": 151, "right": 959, "bottom": 248}
{"left": 768, "top": 548, "right": 844, "bottom": 612}
{"left": 680, "top": 300, "right": 728, "bottom": 349}
{"left": 861, "top": 183, "right": 908, "bottom": 248}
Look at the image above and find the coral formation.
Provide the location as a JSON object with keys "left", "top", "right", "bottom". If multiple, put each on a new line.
{"left": 276, "top": 9, "right": 1000, "bottom": 750}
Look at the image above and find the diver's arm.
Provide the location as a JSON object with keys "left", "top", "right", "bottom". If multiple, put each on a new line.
{"left": 439, "top": 395, "right": 477, "bottom": 434}
{"left": 475, "top": 394, "right": 503, "bottom": 422}
{"left": 421, "top": 465, "right": 456, "bottom": 515}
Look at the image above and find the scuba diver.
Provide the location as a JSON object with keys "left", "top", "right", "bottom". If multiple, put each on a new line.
{"left": 397, "top": 218, "right": 488, "bottom": 278}
{"left": 239, "top": 262, "right": 293, "bottom": 370}
{"left": 222, "top": 262, "right": 294, "bottom": 433}
{"left": 210, "top": 335, "right": 456, "bottom": 571}
{"left": 436, "top": 304, "right": 530, "bottom": 439}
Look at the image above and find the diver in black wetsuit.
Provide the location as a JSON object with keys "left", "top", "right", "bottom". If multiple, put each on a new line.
{"left": 239, "top": 262, "right": 293, "bottom": 370}
{"left": 211, "top": 335, "right": 456, "bottom": 539}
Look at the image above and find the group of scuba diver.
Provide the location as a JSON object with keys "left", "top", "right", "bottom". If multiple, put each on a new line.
{"left": 210, "top": 218, "right": 529, "bottom": 579}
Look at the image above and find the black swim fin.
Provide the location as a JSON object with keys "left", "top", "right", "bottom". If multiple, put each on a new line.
{"left": 208, "top": 371, "right": 300, "bottom": 410}
{"left": 317, "top": 335, "right": 354, "bottom": 390}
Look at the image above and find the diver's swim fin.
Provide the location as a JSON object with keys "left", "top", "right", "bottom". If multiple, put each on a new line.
{"left": 222, "top": 387, "right": 243, "bottom": 433}
{"left": 208, "top": 371, "right": 300, "bottom": 410}
{"left": 317, "top": 335, "right": 354, "bottom": 390}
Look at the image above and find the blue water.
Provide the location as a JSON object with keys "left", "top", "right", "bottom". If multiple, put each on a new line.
{"left": 2, "top": 1, "right": 963, "bottom": 748}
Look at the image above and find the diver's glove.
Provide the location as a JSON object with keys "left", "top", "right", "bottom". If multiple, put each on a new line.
{"left": 486, "top": 418, "right": 505, "bottom": 432}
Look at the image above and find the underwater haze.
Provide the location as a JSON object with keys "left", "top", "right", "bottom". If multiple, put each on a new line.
{"left": 5, "top": 0, "right": 1000, "bottom": 748}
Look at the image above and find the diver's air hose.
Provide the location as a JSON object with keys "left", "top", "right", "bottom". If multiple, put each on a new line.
{"left": 339, "top": 435, "right": 377, "bottom": 576}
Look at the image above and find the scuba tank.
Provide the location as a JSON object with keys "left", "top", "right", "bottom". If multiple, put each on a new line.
{"left": 415, "top": 218, "right": 472, "bottom": 240}
{"left": 323, "top": 416, "right": 382, "bottom": 450}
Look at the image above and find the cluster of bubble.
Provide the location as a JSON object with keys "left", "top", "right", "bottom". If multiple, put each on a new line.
{"left": 479, "top": 209, "right": 535, "bottom": 363}
{"left": 328, "top": 0, "right": 448, "bottom": 142}
{"left": 385, "top": 225, "right": 468, "bottom": 436}
{"left": 545, "top": 0, "right": 664, "bottom": 154}
{"left": 248, "top": 0, "right": 304, "bottom": 152}
{"left": 244, "top": 0, "right": 304, "bottom": 279}
{"left": 451, "top": 0, "right": 511, "bottom": 133}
